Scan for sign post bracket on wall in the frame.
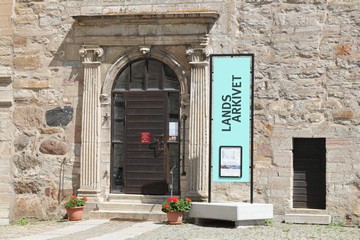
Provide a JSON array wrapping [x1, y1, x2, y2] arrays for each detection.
[[208, 54, 254, 204]]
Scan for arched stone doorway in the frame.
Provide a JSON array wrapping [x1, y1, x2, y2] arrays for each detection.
[[75, 12, 219, 202], [111, 58, 181, 195]]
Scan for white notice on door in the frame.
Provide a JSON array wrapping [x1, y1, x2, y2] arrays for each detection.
[[169, 122, 178, 136]]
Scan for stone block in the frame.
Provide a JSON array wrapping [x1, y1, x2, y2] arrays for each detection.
[[284, 214, 331, 225], [13, 153, 42, 176], [81, 6, 103, 14], [268, 176, 291, 190], [0, 16, 10, 28], [40, 127, 63, 134], [39, 89, 63, 105], [13, 36, 27, 45], [0, 99, 12, 107], [39, 15, 61, 27], [272, 150, 292, 167], [190, 202, 273, 227], [0, 183, 10, 192], [13, 105, 45, 128], [39, 138, 69, 155], [65, 44, 81, 61], [0, 56, 11, 66], [0, 28, 12, 36], [13, 55, 42, 69], [0, 193, 10, 203], [0, 120, 13, 140], [45, 106, 73, 127], [0, 37, 12, 46], [0, 218, 10, 225]]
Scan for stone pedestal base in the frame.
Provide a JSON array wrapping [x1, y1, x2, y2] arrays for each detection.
[[189, 202, 273, 228], [77, 189, 102, 201]]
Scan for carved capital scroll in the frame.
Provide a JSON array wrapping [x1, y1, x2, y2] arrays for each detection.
[[186, 34, 212, 64], [79, 45, 104, 63]]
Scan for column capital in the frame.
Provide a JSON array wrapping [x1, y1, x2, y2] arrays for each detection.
[[186, 34, 212, 64], [79, 45, 104, 63]]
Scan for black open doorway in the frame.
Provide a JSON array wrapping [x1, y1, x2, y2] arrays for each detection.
[[293, 138, 326, 209]]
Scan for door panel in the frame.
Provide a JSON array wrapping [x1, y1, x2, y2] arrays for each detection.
[[124, 92, 167, 194]]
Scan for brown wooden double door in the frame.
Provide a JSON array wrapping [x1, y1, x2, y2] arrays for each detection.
[[123, 92, 168, 194]]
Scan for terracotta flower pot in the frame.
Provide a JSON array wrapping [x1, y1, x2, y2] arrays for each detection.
[[166, 211, 184, 225], [66, 206, 84, 221]]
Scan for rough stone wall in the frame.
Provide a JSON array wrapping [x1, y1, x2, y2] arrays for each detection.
[[4, 0, 360, 225], [0, 0, 15, 225], [10, 0, 82, 221], [211, 0, 360, 225]]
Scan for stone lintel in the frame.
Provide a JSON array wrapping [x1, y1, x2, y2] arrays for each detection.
[[76, 35, 207, 47]]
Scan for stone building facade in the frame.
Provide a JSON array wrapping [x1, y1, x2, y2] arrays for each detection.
[[0, 0, 359, 225]]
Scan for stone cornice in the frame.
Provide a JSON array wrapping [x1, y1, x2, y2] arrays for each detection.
[[73, 12, 219, 25]]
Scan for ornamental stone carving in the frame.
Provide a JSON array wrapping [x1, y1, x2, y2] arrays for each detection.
[[79, 46, 104, 63], [78, 45, 104, 200], [186, 34, 211, 201], [186, 34, 212, 64]]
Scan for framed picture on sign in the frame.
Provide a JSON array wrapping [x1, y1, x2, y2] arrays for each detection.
[[219, 146, 242, 178]]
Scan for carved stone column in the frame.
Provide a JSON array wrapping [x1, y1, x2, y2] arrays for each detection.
[[186, 36, 211, 201], [78, 45, 104, 200]]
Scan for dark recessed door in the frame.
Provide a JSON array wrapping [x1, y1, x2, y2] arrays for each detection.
[[293, 138, 326, 209], [123, 92, 167, 194]]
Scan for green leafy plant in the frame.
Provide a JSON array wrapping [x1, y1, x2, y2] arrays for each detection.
[[64, 195, 88, 208], [161, 196, 192, 213], [265, 219, 273, 226], [328, 220, 344, 228], [16, 217, 29, 226]]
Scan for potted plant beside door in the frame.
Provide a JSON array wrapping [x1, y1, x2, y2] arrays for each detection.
[[64, 195, 88, 221], [161, 196, 192, 224]]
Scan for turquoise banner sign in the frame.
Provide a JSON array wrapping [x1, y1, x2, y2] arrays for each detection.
[[210, 55, 253, 182]]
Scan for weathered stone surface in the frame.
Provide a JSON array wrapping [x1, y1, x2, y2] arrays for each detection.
[[13, 55, 41, 69], [39, 138, 68, 155], [45, 106, 73, 127], [13, 196, 47, 220], [13, 79, 49, 89], [2, 0, 360, 226], [14, 180, 41, 194], [40, 127, 62, 134], [13, 105, 45, 128], [14, 134, 30, 151], [14, 89, 38, 103], [13, 153, 42, 176]]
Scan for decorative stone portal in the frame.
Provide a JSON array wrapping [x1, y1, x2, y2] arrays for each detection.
[[73, 12, 219, 203]]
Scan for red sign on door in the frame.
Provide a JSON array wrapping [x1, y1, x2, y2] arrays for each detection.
[[141, 132, 150, 144]]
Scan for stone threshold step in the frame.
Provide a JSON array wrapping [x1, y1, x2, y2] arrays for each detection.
[[97, 202, 162, 212], [284, 214, 331, 225], [89, 210, 166, 221]]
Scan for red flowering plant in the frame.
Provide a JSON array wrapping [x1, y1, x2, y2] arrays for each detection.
[[161, 196, 192, 213], [64, 195, 88, 208]]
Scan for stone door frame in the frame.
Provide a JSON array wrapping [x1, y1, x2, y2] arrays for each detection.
[[73, 12, 219, 202]]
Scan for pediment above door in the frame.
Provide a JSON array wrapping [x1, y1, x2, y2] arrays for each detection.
[[72, 12, 219, 46]]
